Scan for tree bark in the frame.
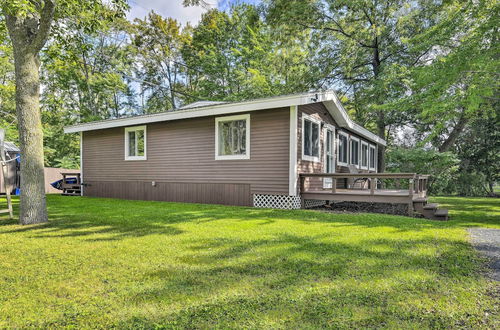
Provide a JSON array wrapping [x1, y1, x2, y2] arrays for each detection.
[[5, 1, 55, 224], [11, 49, 48, 224], [438, 111, 468, 152], [372, 37, 386, 172], [376, 113, 386, 172]]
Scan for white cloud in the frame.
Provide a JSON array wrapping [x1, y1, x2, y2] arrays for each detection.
[[127, 0, 213, 26]]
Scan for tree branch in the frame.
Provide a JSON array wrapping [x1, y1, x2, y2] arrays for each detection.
[[32, 0, 55, 52], [438, 108, 469, 152]]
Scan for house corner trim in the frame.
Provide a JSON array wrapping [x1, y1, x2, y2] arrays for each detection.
[[289, 105, 298, 196], [80, 132, 83, 196]]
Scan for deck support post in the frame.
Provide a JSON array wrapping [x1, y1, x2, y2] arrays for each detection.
[[300, 176, 305, 194], [415, 175, 420, 196], [408, 178, 415, 217]]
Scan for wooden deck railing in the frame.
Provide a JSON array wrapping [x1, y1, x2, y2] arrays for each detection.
[[299, 173, 430, 216]]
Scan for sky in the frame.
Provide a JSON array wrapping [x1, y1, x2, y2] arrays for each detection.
[[127, 0, 261, 26]]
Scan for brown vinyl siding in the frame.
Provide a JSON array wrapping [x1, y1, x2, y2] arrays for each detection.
[[297, 103, 377, 191], [85, 181, 252, 206], [82, 107, 290, 205]]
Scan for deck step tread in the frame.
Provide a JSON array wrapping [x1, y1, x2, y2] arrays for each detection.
[[423, 203, 438, 210], [434, 209, 449, 216], [413, 197, 427, 203]]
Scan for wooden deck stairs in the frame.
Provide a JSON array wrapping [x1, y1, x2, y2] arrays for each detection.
[[413, 198, 449, 221]]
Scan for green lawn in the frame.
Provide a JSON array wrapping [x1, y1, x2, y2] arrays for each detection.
[[0, 195, 499, 328]]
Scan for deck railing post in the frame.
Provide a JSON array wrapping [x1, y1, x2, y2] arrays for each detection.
[[300, 175, 305, 194], [370, 178, 375, 195], [332, 177, 337, 194], [408, 177, 415, 217]]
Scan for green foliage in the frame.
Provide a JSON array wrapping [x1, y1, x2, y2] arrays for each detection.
[[131, 12, 188, 111], [454, 115, 500, 196], [0, 195, 498, 327], [392, 0, 499, 147], [386, 147, 459, 195], [266, 0, 444, 132], [0, 18, 16, 142], [182, 5, 314, 102], [1, 0, 497, 191]]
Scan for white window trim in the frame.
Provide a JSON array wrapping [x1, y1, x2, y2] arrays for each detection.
[[301, 114, 322, 163], [323, 124, 336, 188], [369, 144, 376, 171], [215, 114, 250, 160], [361, 141, 369, 170], [125, 125, 147, 161], [337, 131, 349, 167], [349, 136, 360, 168]]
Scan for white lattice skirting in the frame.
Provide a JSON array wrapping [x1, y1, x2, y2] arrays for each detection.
[[253, 194, 302, 210], [303, 199, 327, 209]]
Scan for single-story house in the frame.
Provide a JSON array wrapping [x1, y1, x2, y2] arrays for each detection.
[[64, 90, 391, 209]]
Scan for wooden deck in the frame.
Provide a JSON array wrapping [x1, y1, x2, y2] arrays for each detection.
[[302, 188, 423, 203], [299, 173, 431, 217]]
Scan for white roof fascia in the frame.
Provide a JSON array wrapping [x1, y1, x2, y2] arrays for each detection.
[[322, 92, 386, 146], [64, 90, 386, 146], [64, 91, 323, 134]]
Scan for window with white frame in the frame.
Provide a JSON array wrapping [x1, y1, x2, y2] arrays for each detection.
[[324, 125, 335, 188], [302, 115, 321, 162], [361, 141, 369, 169], [369, 144, 376, 171], [125, 126, 146, 160], [338, 131, 349, 166], [215, 114, 250, 160], [350, 137, 360, 166]]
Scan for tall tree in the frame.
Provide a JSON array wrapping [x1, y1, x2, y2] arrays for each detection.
[[266, 0, 444, 171], [394, 0, 499, 153], [182, 5, 314, 102], [0, 0, 127, 224], [131, 12, 188, 111]]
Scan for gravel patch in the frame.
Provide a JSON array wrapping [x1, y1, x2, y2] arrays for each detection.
[[468, 228, 500, 281]]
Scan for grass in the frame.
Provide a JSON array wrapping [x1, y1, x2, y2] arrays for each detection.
[[0, 195, 499, 328]]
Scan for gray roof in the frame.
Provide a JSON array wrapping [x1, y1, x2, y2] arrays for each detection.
[[3, 141, 20, 152], [178, 101, 228, 110]]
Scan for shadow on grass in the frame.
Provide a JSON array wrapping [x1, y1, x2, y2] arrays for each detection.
[[0, 195, 496, 327], [1, 195, 497, 242], [0, 195, 456, 241], [124, 233, 483, 328], [431, 196, 500, 227]]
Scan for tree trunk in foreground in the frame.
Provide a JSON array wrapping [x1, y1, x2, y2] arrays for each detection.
[[5, 2, 55, 224], [12, 51, 48, 224]]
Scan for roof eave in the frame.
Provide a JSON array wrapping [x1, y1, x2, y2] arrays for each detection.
[[64, 90, 387, 146], [64, 91, 324, 134]]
